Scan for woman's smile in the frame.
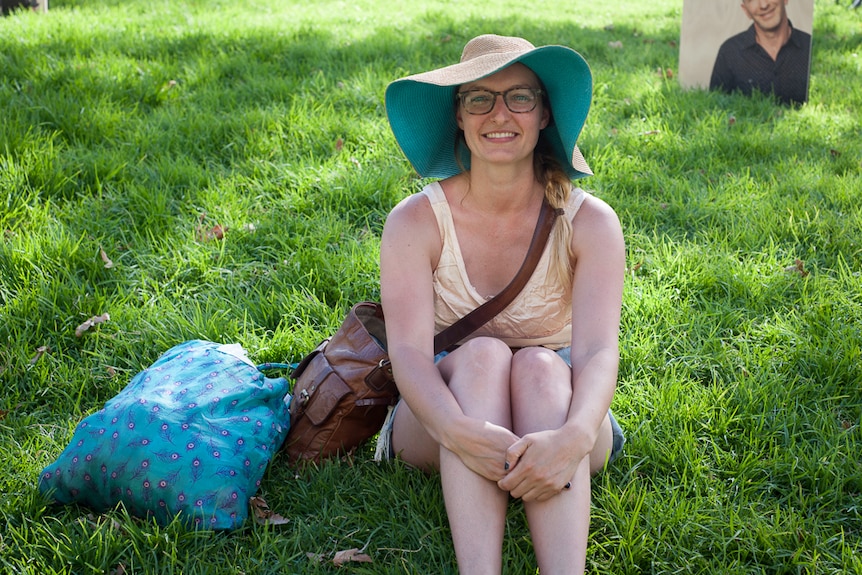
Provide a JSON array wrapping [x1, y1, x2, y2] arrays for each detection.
[[484, 131, 517, 140]]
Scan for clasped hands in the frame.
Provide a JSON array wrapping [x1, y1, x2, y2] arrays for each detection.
[[455, 421, 583, 502]]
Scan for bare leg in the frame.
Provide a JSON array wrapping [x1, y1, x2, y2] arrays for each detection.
[[509, 348, 609, 575], [392, 338, 514, 575]]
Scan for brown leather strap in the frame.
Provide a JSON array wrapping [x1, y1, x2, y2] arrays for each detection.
[[432, 197, 561, 354]]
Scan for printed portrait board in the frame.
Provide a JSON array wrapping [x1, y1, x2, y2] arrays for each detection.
[[679, 0, 814, 104]]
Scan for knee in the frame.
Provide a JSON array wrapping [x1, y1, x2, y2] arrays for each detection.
[[443, 337, 513, 396], [510, 347, 571, 399], [455, 337, 513, 365], [443, 338, 513, 420]]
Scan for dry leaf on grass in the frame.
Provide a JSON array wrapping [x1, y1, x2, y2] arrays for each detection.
[[75, 313, 110, 337], [306, 547, 374, 566], [332, 548, 373, 566], [195, 212, 227, 242], [249, 496, 290, 525], [30, 345, 50, 365], [652, 67, 674, 79], [196, 224, 227, 242], [100, 246, 114, 269], [784, 259, 809, 277]]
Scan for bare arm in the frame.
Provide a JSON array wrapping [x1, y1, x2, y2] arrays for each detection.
[[564, 195, 624, 447], [380, 193, 448, 442], [380, 194, 475, 449]]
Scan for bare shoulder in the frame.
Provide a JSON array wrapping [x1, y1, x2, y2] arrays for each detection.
[[572, 192, 623, 249], [381, 185, 442, 263], [385, 175, 463, 228], [575, 191, 620, 225], [386, 188, 434, 228], [574, 193, 622, 234]]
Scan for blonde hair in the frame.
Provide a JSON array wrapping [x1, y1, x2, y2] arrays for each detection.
[[534, 147, 574, 292]]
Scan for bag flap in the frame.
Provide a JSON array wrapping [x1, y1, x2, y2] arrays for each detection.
[[291, 355, 353, 426], [303, 374, 352, 426]]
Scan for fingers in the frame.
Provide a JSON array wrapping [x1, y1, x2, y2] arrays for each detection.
[[503, 437, 528, 472], [498, 438, 575, 500], [457, 449, 509, 483], [450, 420, 521, 482], [516, 478, 573, 501], [503, 477, 568, 502]]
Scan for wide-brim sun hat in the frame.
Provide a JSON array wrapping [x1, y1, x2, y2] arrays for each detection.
[[385, 34, 593, 180]]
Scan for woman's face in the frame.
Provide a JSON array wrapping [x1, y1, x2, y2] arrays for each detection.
[[456, 63, 550, 171]]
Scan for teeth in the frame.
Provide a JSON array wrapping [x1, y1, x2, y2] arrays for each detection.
[[486, 132, 516, 139]]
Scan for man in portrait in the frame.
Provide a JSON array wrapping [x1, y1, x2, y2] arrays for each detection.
[[710, 0, 812, 105]]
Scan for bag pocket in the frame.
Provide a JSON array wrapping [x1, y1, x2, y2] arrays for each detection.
[[290, 353, 351, 426]]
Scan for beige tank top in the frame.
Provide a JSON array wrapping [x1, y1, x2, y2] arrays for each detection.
[[422, 181, 587, 350]]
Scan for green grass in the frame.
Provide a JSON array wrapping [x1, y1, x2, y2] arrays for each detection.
[[1, 0, 860, 572]]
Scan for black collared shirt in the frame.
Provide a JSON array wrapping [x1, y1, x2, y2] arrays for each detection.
[[710, 22, 812, 105]]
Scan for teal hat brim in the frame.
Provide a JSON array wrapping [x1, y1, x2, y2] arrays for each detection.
[[385, 44, 593, 180]]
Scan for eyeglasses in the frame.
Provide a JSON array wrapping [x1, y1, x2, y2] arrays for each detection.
[[456, 87, 544, 115]]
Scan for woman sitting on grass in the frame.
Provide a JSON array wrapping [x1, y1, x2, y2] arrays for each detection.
[[378, 34, 626, 575]]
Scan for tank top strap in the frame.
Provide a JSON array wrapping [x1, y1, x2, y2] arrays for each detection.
[[419, 181, 450, 238]]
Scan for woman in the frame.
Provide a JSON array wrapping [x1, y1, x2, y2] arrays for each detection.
[[378, 34, 625, 575]]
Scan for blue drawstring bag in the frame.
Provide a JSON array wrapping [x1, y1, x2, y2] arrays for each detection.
[[38, 340, 291, 530]]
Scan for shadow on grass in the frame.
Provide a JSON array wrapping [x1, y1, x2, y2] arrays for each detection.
[[1, 6, 858, 375]]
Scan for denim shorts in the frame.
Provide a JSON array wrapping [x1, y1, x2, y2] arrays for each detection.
[[375, 346, 625, 464]]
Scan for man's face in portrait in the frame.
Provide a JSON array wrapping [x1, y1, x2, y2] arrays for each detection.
[[740, 0, 790, 33]]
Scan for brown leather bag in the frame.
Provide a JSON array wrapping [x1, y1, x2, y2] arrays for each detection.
[[285, 302, 396, 465], [284, 199, 560, 465]]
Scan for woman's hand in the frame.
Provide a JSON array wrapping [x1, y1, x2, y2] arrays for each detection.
[[447, 417, 521, 482], [496, 428, 588, 501]]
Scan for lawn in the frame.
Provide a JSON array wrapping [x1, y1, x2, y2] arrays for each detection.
[[1, 0, 860, 573]]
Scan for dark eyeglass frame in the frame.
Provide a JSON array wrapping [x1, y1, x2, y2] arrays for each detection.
[[456, 87, 545, 115]]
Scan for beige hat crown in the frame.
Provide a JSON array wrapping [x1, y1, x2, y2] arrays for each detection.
[[460, 34, 536, 62]]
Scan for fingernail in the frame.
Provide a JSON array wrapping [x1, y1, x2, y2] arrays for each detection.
[[504, 462, 510, 471]]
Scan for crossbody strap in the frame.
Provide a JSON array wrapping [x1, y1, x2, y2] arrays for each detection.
[[432, 197, 562, 354]]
